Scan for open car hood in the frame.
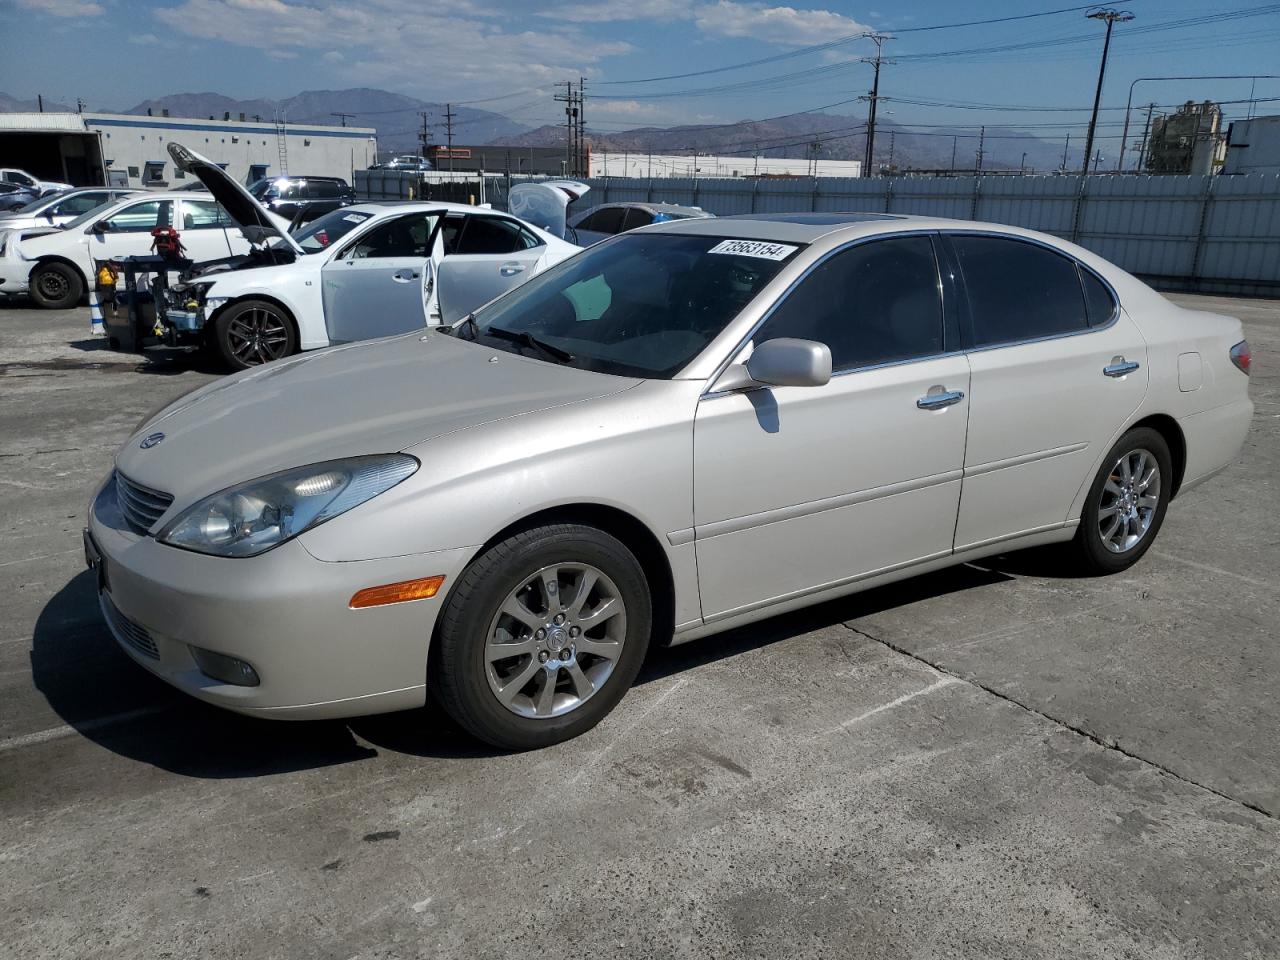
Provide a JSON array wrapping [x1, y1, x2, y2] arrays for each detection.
[[508, 180, 589, 241], [166, 142, 304, 255]]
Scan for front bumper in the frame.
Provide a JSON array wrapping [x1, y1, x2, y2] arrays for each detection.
[[87, 480, 476, 720]]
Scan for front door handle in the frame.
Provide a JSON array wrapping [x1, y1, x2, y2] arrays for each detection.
[[916, 388, 965, 410], [1103, 358, 1140, 378], [392, 269, 420, 283], [500, 261, 527, 277]]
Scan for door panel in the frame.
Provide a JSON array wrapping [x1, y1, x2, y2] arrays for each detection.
[[177, 198, 236, 261], [693, 356, 971, 619], [436, 248, 544, 325], [88, 199, 170, 263], [955, 316, 1147, 548]]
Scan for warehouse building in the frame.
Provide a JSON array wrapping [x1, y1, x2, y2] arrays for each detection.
[[1224, 115, 1280, 175], [0, 111, 377, 188]]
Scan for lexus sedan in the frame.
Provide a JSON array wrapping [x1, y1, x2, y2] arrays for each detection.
[[86, 212, 1253, 749]]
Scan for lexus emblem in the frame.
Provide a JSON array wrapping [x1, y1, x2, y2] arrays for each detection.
[[140, 432, 165, 449]]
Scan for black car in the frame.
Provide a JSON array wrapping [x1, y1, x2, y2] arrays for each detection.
[[246, 176, 357, 225]]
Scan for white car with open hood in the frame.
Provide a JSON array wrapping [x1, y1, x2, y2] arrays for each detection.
[[168, 144, 586, 369]]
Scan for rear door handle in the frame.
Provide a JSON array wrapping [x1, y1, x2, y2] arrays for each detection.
[[500, 261, 527, 277], [392, 269, 420, 283], [1103, 359, 1140, 378], [917, 388, 965, 410]]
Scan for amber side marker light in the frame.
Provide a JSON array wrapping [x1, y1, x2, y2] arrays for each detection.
[[350, 575, 446, 609]]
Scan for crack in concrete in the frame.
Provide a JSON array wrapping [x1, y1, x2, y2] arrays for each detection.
[[843, 623, 1277, 823]]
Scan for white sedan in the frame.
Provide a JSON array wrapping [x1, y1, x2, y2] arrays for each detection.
[[168, 144, 585, 369]]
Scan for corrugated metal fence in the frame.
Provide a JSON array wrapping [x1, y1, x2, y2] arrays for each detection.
[[570, 174, 1280, 295]]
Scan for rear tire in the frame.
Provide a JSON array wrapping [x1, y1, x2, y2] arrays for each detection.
[[29, 262, 83, 309], [1071, 426, 1172, 575], [431, 524, 652, 750], [212, 299, 297, 370]]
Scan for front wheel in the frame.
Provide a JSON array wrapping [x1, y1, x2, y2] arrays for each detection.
[[212, 299, 297, 370], [29, 262, 83, 309], [431, 524, 652, 750], [1071, 426, 1173, 575]]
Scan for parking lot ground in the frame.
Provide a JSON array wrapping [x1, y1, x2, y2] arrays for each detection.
[[2, 294, 1278, 959]]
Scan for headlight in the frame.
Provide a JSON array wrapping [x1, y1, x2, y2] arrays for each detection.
[[158, 455, 418, 557]]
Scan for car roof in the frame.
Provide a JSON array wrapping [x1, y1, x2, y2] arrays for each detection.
[[344, 201, 509, 216], [647, 211, 981, 243], [597, 201, 710, 216]]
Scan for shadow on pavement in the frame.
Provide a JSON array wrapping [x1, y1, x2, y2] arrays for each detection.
[[32, 562, 1019, 775]]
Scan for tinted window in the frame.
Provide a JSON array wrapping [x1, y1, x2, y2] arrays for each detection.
[[622, 208, 654, 230], [753, 235, 943, 372], [583, 207, 625, 234], [343, 212, 437, 259], [102, 200, 168, 232], [467, 233, 798, 378], [53, 193, 109, 216], [952, 235, 1087, 346], [1081, 268, 1117, 326], [457, 216, 530, 255], [311, 180, 342, 199]]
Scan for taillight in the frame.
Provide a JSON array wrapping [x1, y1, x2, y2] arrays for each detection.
[[1230, 340, 1251, 376]]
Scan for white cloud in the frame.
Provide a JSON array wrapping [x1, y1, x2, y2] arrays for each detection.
[[153, 0, 631, 94], [694, 1, 871, 46], [538, 0, 688, 22], [13, 0, 103, 16]]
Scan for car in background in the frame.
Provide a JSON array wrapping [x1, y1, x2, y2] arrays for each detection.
[[0, 187, 137, 230], [1, 167, 73, 196], [85, 212, 1253, 749], [568, 202, 712, 246], [247, 176, 357, 225], [372, 155, 433, 172], [0, 190, 288, 308], [0, 181, 40, 211], [168, 143, 585, 369]]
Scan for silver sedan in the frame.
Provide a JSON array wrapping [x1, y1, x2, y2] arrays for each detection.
[[86, 212, 1253, 749]]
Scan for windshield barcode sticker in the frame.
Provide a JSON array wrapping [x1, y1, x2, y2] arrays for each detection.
[[707, 239, 798, 260], [343, 213, 369, 223]]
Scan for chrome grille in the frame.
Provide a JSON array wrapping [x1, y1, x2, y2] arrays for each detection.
[[114, 471, 174, 535], [101, 594, 159, 660]]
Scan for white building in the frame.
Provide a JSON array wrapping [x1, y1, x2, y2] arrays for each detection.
[[589, 151, 862, 179], [0, 111, 377, 188], [1223, 115, 1280, 175]]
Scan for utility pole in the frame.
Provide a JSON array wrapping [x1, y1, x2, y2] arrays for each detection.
[[861, 33, 890, 176], [950, 136, 958, 172], [1061, 133, 1071, 172], [554, 81, 579, 177], [443, 103, 456, 172], [578, 76, 587, 178], [887, 130, 895, 172], [417, 111, 431, 160], [975, 125, 985, 173], [1082, 8, 1134, 175], [1020, 151, 1027, 173], [37, 94, 43, 113], [330, 112, 355, 127], [1136, 102, 1157, 172]]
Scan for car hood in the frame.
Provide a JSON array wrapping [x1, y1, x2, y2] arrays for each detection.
[[166, 142, 303, 255], [0, 215, 44, 231], [114, 331, 637, 509]]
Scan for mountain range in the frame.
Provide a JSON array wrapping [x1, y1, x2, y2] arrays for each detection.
[[2, 87, 1084, 173]]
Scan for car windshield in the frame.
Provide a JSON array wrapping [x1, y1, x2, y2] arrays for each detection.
[[465, 233, 802, 378], [288, 208, 373, 253]]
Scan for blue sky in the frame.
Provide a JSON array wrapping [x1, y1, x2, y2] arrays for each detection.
[[3, 0, 1280, 153]]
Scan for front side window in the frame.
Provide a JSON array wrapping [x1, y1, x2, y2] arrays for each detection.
[[951, 235, 1088, 347], [4, 171, 36, 187], [456, 216, 538, 255], [341, 212, 438, 259], [101, 199, 169, 233], [581, 207, 625, 234], [752, 235, 944, 373], [466, 233, 800, 378]]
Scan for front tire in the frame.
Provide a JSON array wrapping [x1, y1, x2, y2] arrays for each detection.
[[212, 299, 297, 370], [29, 262, 83, 309], [1071, 426, 1172, 575], [432, 524, 652, 750]]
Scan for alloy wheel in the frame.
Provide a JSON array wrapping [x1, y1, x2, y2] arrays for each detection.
[[484, 562, 627, 719], [1098, 447, 1161, 554]]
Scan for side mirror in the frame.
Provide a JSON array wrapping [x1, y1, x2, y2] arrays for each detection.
[[714, 338, 832, 392], [91, 220, 110, 233]]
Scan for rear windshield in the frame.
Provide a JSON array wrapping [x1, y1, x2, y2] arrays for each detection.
[[290, 208, 373, 253], [465, 233, 802, 378]]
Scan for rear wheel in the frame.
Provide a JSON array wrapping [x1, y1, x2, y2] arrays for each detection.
[[29, 262, 83, 309], [1071, 426, 1172, 574], [432, 524, 652, 750], [212, 299, 297, 370]]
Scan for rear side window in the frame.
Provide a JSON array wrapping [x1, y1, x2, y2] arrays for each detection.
[[310, 180, 342, 199], [952, 235, 1088, 347], [1080, 268, 1117, 326], [754, 235, 944, 373], [582, 207, 625, 234]]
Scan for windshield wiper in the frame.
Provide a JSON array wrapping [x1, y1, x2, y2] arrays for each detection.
[[486, 325, 574, 363]]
